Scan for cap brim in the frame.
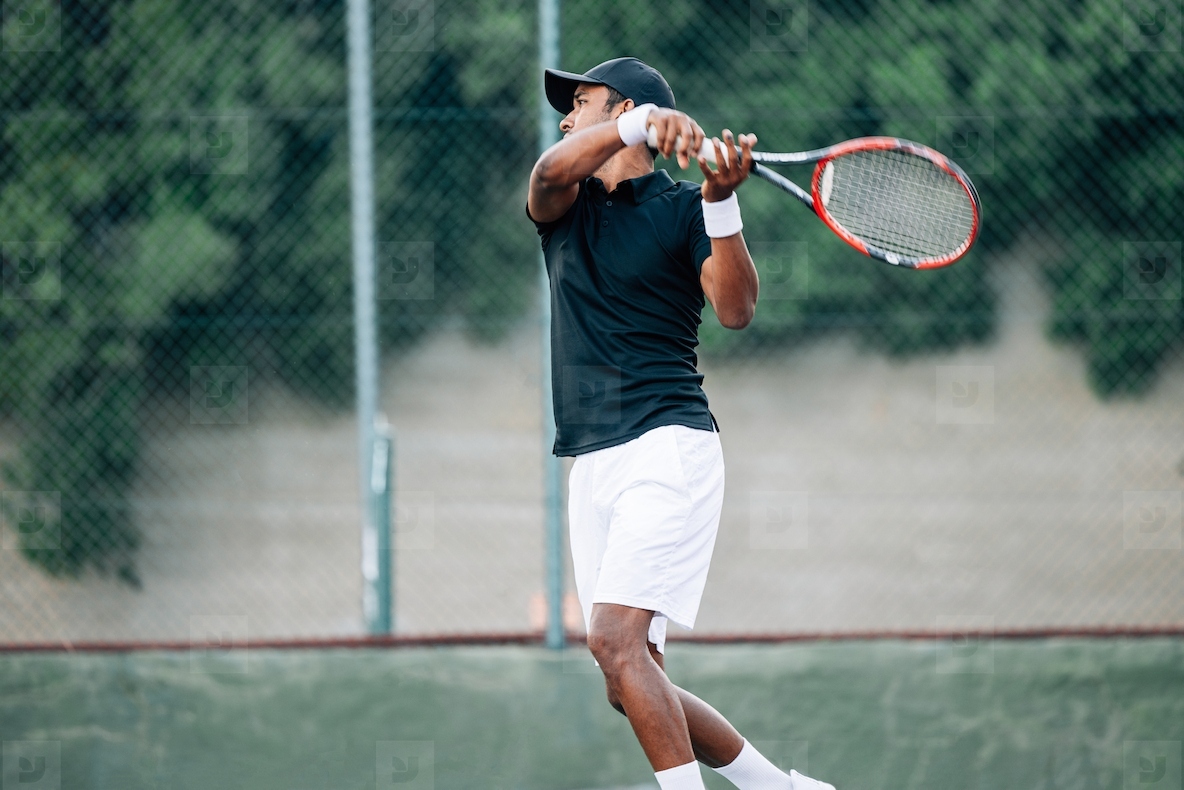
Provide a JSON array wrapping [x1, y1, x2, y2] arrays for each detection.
[[544, 68, 604, 115]]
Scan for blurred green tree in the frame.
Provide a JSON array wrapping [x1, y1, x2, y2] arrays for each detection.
[[1, 0, 1179, 584]]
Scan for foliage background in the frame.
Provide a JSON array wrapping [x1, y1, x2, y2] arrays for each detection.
[[0, 0, 1180, 578]]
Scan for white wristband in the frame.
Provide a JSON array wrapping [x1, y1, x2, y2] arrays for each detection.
[[701, 192, 743, 238], [617, 103, 657, 146]]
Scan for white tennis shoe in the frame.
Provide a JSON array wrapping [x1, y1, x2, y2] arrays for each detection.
[[788, 768, 836, 790]]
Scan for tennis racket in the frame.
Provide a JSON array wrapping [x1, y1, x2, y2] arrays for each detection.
[[648, 127, 981, 270]]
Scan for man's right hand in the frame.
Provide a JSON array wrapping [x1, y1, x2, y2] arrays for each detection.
[[645, 108, 705, 170]]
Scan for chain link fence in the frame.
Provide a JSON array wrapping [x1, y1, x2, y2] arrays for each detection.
[[1, 0, 1181, 646]]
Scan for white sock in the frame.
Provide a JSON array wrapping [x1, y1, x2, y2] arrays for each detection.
[[655, 760, 707, 790], [712, 739, 792, 789]]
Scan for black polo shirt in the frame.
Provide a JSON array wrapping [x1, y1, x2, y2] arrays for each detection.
[[528, 168, 717, 456]]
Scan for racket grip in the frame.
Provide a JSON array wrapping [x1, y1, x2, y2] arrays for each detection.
[[646, 124, 717, 163]]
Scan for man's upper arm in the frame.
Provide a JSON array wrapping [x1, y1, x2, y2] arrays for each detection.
[[526, 178, 581, 251], [528, 168, 580, 225], [699, 255, 717, 309]]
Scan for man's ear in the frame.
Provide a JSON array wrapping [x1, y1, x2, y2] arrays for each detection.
[[614, 97, 636, 118]]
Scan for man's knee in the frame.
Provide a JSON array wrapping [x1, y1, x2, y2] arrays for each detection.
[[599, 639, 664, 716], [586, 627, 628, 674], [587, 604, 664, 693], [585, 624, 609, 662], [588, 609, 640, 669]]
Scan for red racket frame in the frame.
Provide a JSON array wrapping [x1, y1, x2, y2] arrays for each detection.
[[808, 137, 981, 270]]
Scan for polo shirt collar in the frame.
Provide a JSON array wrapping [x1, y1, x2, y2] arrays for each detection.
[[588, 169, 677, 204], [626, 169, 677, 203]]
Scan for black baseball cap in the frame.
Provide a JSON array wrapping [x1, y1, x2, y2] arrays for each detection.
[[544, 57, 676, 115]]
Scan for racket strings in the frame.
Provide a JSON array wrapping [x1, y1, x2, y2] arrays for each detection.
[[821, 150, 975, 260]]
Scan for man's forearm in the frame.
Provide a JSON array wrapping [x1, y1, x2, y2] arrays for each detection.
[[531, 121, 626, 191], [707, 234, 759, 329]]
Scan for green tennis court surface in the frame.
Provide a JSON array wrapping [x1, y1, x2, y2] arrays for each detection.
[[2, 639, 1181, 789]]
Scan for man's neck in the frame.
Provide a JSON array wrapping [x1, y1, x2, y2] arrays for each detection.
[[593, 147, 655, 195]]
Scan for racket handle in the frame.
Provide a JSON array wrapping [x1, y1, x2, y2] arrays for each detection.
[[646, 124, 718, 163]]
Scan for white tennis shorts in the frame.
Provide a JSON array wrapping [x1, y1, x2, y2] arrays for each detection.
[[568, 423, 725, 655]]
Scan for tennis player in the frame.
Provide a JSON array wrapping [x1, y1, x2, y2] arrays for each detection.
[[527, 57, 836, 790]]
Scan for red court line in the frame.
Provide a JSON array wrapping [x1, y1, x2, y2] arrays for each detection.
[[0, 631, 543, 654], [666, 625, 1184, 643], [2, 625, 1182, 654]]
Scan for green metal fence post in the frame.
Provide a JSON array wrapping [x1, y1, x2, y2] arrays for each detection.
[[346, 0, 382, 635], [370, 415, 394, 634], [538, 0, 565, 650]]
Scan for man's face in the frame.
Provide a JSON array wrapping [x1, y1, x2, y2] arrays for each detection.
[[559, 83, 626, 137]]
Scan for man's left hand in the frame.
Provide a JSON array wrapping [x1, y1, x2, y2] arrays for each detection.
[[699, 130, 757, 203]]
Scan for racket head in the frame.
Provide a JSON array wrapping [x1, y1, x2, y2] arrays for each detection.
[[809, 137, 981, 269]]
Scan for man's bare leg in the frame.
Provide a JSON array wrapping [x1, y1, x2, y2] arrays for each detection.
[[599, 628, 744, 768], [654, 643, 745, 768], [587, 603, 696, 771], [587, 606, 743, 772]]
